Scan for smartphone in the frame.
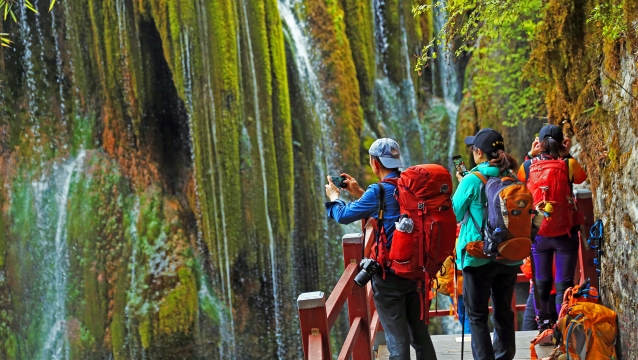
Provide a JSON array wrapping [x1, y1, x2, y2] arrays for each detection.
[[452, 155, 469, 177], [330, 176, 347, 189]]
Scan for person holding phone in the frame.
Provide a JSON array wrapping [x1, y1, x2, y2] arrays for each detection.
[[517, 125, 587, 331], [324, 138, 438, 360], [453, 128, 521, 360]]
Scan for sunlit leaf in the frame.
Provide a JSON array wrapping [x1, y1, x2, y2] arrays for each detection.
[[25, 0, 38, 13], [49, 0, 56, 12]]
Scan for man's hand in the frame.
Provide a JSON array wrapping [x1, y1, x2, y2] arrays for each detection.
[[455, 171, 464, 183], [530, 137, 541, 157], [325, 176, 340, 201], [341, 173, 365, 199]]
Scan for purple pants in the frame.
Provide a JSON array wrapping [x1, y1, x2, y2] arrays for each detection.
[[531, 232, 579, 322]]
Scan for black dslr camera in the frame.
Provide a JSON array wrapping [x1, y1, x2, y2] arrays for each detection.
[[354, 258, 381, 287]]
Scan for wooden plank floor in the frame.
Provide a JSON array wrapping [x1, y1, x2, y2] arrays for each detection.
[[377, 331, 555, 359]]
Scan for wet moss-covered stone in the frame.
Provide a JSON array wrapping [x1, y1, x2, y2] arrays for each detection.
[[525, 1, 638, 354], [158, 267, 197, 335], [340, 0, 378, 134], [305, 0, 363, 172]]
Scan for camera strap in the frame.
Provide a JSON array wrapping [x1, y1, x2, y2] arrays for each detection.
[[376, 182, 387, 278]]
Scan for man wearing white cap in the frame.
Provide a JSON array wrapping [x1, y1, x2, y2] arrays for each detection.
[[325, 138, 438, 360]]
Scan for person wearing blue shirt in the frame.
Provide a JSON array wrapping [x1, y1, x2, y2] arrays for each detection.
[[325, 138, 438, 360]]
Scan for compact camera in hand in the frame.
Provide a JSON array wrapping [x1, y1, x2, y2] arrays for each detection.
[[354, 258, 381, 287]]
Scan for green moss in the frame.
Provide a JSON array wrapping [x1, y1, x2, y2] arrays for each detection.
[[0, 182, 5, 269], [158, 267, 198, 335], [305, 0, 363, 172], [264, 0, 294, 236], [71, 114, 96, 154], [138, 315, 152, 349], [4, 333, 17, 360], [381, 0, 403, 84], [341, 0, 378, 134]]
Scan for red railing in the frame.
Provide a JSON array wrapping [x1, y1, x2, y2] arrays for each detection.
[[296, 221, 529, 360]]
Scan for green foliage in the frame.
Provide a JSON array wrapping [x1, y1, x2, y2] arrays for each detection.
[[413, 0, 546, 126], [587, 2, 626, 41], [0, 0, 58, 46]]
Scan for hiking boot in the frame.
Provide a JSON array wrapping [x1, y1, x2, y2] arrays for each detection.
[[537, 319, 553, 334]]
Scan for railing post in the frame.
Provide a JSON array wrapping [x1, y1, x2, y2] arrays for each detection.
[[298, 292, 331, 359], [342, 233, 373, 360], [574, 189, 597, 288]]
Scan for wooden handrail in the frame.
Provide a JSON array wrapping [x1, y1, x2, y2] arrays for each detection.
[[337, 317, 362, 360], [326, 262, 358, 328]]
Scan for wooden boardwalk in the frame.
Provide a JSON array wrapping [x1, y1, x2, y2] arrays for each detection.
[[377, 331, 554, 359]]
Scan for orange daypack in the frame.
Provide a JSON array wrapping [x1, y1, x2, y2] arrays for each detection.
[[553, 302, 618, 360], [530, 282, 612, 360]]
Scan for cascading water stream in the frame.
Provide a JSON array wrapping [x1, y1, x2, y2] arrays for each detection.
[[372, 0, 428, 166], [38, 150, 86, 360], [125, 197, 141, 358], [278, 0, 335, 264], [18, 4, 41, 157], [194, 0, 236, 355], [432, 1, 460, 170], [239, 3, 284, 357], [278, 0, 333, 176]]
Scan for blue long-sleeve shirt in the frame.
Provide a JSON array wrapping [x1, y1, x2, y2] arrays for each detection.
[[325, 172, 401, 246]]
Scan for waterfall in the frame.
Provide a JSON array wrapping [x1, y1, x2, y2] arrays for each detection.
[[278, 0, 333, 176], [125, 197, 141, 358], [278, 0, 333, 250], [37, 150, 86, 360], [51, 7, 67, 127], [372, 0, 427, 166], [432, 1, 460, 169], [18, 4, 41, 154], [239, 2, 284, 358], [194, 0, 237, 355]]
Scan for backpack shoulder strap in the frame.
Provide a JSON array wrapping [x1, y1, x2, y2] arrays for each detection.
[[523, 160, 532, 182], [376, 182, 386, 223], [471, 171, 488, 184], [463, 172, 487, 235], [564, 157, 573, 184]]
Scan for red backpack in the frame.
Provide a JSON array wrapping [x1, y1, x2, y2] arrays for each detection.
[[525, 158, 575, 237], [370, 164, 457, 284]]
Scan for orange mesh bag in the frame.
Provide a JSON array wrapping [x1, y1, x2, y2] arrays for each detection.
[[554, 302, 617, 360], [558, 284, 599, 319]]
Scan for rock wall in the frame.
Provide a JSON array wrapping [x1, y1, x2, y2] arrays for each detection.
[[0, 0, 441, 358], [455, 1, 638, 356]]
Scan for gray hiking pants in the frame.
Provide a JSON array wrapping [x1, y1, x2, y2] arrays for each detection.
[[372, 272, 437, 360]]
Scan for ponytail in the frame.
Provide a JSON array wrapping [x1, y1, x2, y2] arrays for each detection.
[[540, 138, 561, 159], [488, 149, 518, 173]]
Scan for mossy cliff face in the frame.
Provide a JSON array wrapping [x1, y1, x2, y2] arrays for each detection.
[[521, 1, 638, 355], [0, 0, 436, 358]]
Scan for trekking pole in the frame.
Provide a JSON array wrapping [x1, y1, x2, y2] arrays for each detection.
[[589, 219, 604, 302], [461, 303, 465, 360], [454, 262, 465, 360]]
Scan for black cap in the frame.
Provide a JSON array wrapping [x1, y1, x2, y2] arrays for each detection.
[[464, 128, 505, 157], [539, 124, 564, 142]]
